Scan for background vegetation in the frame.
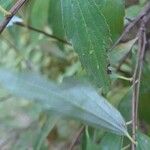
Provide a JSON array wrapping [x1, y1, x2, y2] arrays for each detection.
[[0, 0, 150, 149]]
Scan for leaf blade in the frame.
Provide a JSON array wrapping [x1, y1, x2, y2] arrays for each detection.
[[0, 69, 127, 135], [60, 0, 111, 91]]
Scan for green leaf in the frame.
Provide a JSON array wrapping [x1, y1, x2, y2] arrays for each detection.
[[48, 0, 125, 91], [136, 131, 150, 150], [99, 133, 123, 150], [0, 69, 128, 135], [109, 38, 137, 66], [83, 131, 123, 150], [58, 0, 111, 91]]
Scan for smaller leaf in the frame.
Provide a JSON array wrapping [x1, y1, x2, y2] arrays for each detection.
[[109, 38, 137, 66], [136, 131, 150, 150], [99, 133, 123, 150], [85, 128, 99, 150]]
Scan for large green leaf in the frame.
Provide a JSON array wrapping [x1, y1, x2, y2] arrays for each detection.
[[48, 0, 125, 91], [48, 0, 125, 42], [0, 69, 128, 135], [61, 0, 111, 91]]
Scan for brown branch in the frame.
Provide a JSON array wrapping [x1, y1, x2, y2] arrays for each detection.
[[0, 0, 28, 34], [111, 1, 150, 50], [131, 17, 147, 150], [15, 22, 71, 45]]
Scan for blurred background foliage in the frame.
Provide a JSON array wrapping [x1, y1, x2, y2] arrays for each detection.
[[0, 0, 150, 149]]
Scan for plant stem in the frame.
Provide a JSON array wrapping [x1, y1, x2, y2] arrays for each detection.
[[131, 18, 146, 150], [15, 22, 71, 45]]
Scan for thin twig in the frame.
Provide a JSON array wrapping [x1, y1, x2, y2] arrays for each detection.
[[15, 22, 71, 45], [69, 126, 85, 150], [0, 0, 28, 34], [131, 17, 147, 150]]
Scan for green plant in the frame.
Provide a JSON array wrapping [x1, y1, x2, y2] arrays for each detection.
[[0, 0, 150, 149]]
